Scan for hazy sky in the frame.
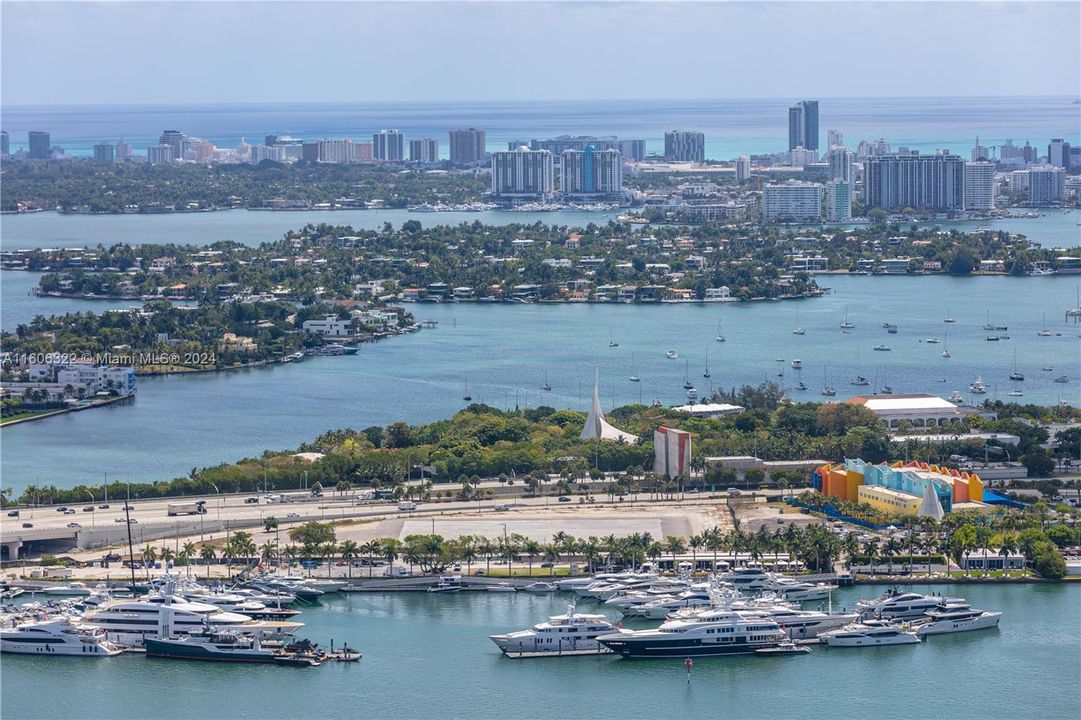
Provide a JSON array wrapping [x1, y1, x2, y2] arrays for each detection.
[[3, 1, 1079, 106]]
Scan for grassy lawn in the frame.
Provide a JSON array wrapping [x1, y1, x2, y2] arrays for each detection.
[[471, 566, 572, 578], [0, 409, 57, 425]]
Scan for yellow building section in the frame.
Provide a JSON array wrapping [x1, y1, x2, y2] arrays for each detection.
[[857, 485, 922, 515], [846, 469, 864, 503]]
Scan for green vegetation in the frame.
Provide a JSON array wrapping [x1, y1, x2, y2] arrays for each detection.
[[1, 160, 488, 213]]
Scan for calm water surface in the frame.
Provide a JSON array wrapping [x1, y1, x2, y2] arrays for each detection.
[[0, 583, 1078, 720], [1, 274, 1079, 492]]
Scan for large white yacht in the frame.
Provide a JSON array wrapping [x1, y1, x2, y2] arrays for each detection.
[[857, 590, 960, 619], [597, 611, 786, 658], [820, 619, 921, 647], [766, 578, 837, 602], [623, 590, 714, 619], [489, 606, 615, 656], [1, 617, 122, 656], [675, 605, 857, 639], [718, 567, 772, 592], [82, 593, 301, 646], [913, 602, 1002, 636]]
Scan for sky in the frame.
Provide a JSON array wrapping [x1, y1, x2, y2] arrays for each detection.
[[2, 1, 1079, 106]]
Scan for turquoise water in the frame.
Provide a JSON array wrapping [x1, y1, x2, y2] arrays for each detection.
[[2, 96, 1079, 160], [1, 583, 1078, 720], [2, 274, 1079, 492]]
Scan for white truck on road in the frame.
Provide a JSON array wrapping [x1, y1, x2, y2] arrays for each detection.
[[167, 501, 206, 516], [397, 501, 417, 511]]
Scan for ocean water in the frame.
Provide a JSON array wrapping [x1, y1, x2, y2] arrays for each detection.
[[1, 584, 1078, 720], [2, 96, 1079, 160], [2, 274, 1079, 492]]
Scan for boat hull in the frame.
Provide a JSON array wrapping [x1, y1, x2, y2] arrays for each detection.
[[916, 613, 1001, 636], [823, 634, 920, 647], [145, 638, 278, 663], [599, 635, 780, 659], [0, 639, 120, 656]]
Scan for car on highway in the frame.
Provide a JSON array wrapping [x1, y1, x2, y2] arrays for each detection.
[[286, 512, 300, 519], [540, 561, 554, 568], [6, 510, 18, 517], [83, 506, 95, 512], [56, 506, 68, 512], [113, 517, 127, 523], [244, 497, 258, 504], [21, 522, 33, 528], [98, 504, 110, 509], [67, 522, 81, 528], [63, 509, 76, 515], [128, 518, 138, 524], [726, 488, 742, 496], [557, 496, 572, 502]]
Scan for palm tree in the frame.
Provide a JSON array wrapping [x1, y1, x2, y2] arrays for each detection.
[[543, 544, 560, 577], [282, 545, 299, 567], [862, 539, 879, 576], [522, 539, 541, 576], [665, 536, 686, 570], [141, 545, 158, 580], [477, 539, 494, 575], [199, 545, 217, 579], [689, 534, 703, 570], [360, 541, 379, 578], [321, 542, 339, 578], [159, 546, 176, 568], [382, 538, 401, 576], [999, 536, 1019, 575], [339, 540, 360, 579], [882, 538, 901, 575], [259, 542, 277, 567]]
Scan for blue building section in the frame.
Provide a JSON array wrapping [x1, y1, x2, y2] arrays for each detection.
[[582, 145, 595, 192], [845, 458, 953, 512], [980, 489, 1026, 510]]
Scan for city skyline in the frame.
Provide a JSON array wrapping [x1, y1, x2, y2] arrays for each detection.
[[2, 2, 1079, 106]]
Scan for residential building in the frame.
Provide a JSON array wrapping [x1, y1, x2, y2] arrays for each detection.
[[664, 131, 705, 162], [249, 144, 286, 164], [734, 155, 751, 182], [971, 137, 990, 161], [560, 147, 622, 194], [147, 144, 176, 164], [762, 181, 823, 221], [863, 152, 965, 211], [490, 147, 555, 199], [317, 139, 353, 163], [449, 128, 486, 164], [827, 129, 843, 148], [1009, 170, 1030, 196], [1048, 138, 1071, 169], [93, 142, 114, 164], [964, 161, 995, 210], [373, 130, 405, 161], [158, 130, 185, 159], [301, 142, 319, 162], [788, 255, 829, 272], [1028, 165, 1066, 204], [0, 130, 9, 157], [789, 146, 818, 166], [114, 138, 132, 160], [528, 136, 646, 162], [409, 138, 439, 163], [28, 130, 51, 159], [826, 181, 852, 222], [788, 100, 819, 151], [827, 147, 853, 182], [352, 142, 374, 162], [302, 315, 352, 337]]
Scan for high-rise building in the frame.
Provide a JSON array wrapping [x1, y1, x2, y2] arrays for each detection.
[[449, 128, 486, 164], [491, 147, 554, 198], [1, 130, 10, 157], [409, 138, 439, 163], [964, 161, 996, 211], [115, 138, 132, 161], [158, 130, 185, 159], [734, 155, 752, 182], [316, 139, 353, 163], [527, 136, 646, 162], [663, 131, 705, 162], [249, 145, 286, 164], [560, 147, 622, 194], [762, 181, 824, 221], [863, 152, 966, 211], [1021, 141, 1038, 164], [147, 145, 176, 164], [828, 147, 854, 183], [28, 131, 51, 159], [93, 142, 114, 164], [826, 181, 852, 222], [788, 100, 819, 151], [827, 129, 844, 148], [373, 130, 404, 161], [352, 142, 374, 163], [1069, 147, 1081, 173], [1027, 165, 1065, 204], [1009, 170, 1030, 197], [971, 137, 990, 162], [1048, 139, 1071, 169], [789, 146, 819, 166], [302, 142, 319, 163]]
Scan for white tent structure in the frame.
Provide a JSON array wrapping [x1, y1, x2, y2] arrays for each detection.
[[580, 371, 638, 443], [916, 480, 946, 521]]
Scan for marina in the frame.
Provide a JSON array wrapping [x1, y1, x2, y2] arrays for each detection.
[[1, 581, 1077, 719]]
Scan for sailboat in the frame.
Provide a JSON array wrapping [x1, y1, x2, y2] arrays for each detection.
[[982, 309, 1006, 332], [703, 348, 711, 378], [944, 307, 955, 323], [1037, 313, 1053, 337], [840, 306, 855, 330], [609, 330, 619, 348], [628, 353, 640, 383], [942, 327, 951, 358], [1009, 351, 1024, 381], [851, 351, 869, 385], [683, 360, 694, 390], [462, 378, 472, 402], [821, 366, 836, 396], [792, 309, 806, 335], [541, 371, 551, 392], [715, 314, 726, 343]]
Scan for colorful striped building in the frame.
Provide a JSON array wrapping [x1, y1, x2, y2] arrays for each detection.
[[813, 458, 986, 516]]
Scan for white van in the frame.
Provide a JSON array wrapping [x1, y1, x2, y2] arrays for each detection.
[[398, 501, 417, 511]]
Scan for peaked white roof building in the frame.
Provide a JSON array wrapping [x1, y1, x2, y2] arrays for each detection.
[[917, 479, 946, 521], [580, 371, 638, 444]]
